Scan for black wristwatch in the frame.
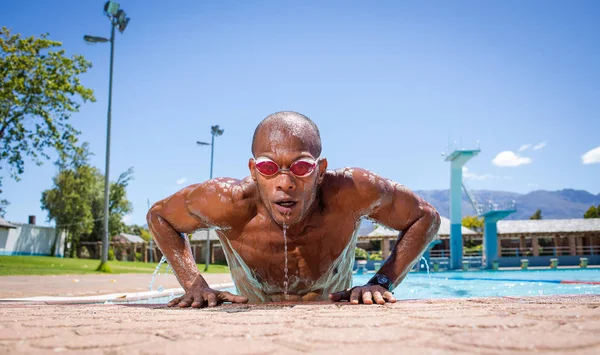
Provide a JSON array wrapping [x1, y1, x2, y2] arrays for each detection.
[[367, 274, 393, 291]]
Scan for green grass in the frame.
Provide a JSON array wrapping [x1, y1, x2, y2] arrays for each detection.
[[0, 256, 230, 276]]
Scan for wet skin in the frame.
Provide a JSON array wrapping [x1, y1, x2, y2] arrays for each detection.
[[147, 128, 441, 307]]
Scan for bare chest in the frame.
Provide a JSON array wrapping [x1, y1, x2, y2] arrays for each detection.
[[225, 214, 360, 280]]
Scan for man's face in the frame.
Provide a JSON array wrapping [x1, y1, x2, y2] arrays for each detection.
[[249, 130, 326, 226]]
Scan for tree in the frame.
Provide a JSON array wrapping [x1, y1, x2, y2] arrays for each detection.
[[462, 215, 484, 233], [584, 205, 599, 219], [0, 199, 8, 218], [462, 215, 484, 248], [41, 144, 99, 257], [41, 143, 134, 258], [530, 209, 542, 220], [1, 27, 95, 206], [87, 168, 134, 244]]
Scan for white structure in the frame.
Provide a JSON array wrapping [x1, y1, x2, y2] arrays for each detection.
[[0, 218, 66, 257]]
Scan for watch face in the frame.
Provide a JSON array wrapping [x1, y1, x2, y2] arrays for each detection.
[[376, 274, 390, 284]]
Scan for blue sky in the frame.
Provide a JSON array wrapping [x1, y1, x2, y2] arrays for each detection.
[[2, 0, 599, 226]]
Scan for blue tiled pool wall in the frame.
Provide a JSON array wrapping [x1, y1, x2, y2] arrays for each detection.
[[354, 255, 600, 271]]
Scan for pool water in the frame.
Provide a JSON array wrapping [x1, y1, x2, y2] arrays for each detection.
[[126, 269, 600, 304], [383, 269, 600, 299]]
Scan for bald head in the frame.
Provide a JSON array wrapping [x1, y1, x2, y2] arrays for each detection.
[[251, 111, 322, 157]]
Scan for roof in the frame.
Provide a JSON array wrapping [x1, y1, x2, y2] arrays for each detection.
[[0, 217, 17, 229], [359, 216, 477, 239], [116, 233, 146, 243], [367, 225, 399, 237], [497, 219, 600, 235], [190, 229, 221, 242], [438, 216, 478, 236]]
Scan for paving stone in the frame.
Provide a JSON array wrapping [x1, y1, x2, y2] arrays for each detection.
[[0, 295, 599, 354]]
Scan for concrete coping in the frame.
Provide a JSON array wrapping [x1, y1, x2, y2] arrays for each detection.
[[0, 283, 235, 303]]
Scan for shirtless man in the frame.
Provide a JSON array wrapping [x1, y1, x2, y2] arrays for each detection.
[[147, 111, 440, 307]]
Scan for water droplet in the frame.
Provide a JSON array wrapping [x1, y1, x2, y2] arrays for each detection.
[[283, 224, 289, 300], [158, 286, 164, 292]]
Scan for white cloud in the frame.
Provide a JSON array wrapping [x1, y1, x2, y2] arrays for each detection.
[[528, 183, 539, 188], [463, 167, 491, 180], [582, 146, 600, 164], [462, 167, 512, 180], [518, 144, 532, 152], [122, 214, 132, 223], [533, 141, 547, 150], [492, 151, 532, 167], [176, 177, 188, 185]]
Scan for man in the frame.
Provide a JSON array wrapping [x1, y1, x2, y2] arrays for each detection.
[[147, 111, 440, 307]]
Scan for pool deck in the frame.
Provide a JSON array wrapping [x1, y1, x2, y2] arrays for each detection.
[[0, 295, 598, 354], [0, 273, 230, 298], [1, 274, 600, 354]]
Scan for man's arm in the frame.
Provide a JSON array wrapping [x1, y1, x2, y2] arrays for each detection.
[[330, 168, 440, 304], [367, 177, 441, 290], [146, 178, 251, 307]]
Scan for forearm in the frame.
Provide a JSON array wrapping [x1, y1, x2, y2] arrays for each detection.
[[377, 209, 440, 289], [147, 212, 207, 291]]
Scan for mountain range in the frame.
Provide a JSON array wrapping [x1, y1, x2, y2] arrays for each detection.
[[413, 189, 600, 220]]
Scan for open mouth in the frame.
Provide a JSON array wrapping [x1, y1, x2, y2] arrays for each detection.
[[274, 200, 298, 214]]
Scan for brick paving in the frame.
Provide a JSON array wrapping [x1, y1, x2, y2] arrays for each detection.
[[0, 295, 599, 354]]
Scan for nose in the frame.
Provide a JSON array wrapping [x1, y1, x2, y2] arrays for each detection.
[[275, 172, 296, 191]]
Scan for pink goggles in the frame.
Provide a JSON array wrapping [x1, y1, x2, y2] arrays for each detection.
[[254, 157, 318, 177]]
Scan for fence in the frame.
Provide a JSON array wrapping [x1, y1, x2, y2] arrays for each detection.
[[500, 246, 600, 257]]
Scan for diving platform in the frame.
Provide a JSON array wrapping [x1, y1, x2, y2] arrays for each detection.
[[444, 148, 480, 270], [479, 201, 517, 268]]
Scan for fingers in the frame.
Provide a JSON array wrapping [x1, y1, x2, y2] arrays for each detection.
[[383, 291, 397, 303], [333, 286, 395, 305], [350, 287, 362, 305], [191, 295, 205, 308], [167, 296, 182, 307], [207, 293, 218, 307], [361, 291, 373, 305], [178, 294, 194, 308], [372, 291, 385, 305], [329, 290, 351, 302], [220, 291, 249, 304]]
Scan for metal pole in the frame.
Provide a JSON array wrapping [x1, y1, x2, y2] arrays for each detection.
[[210, 132, 215, 179], [204, 132, 215, 271], [100, 22, 116, 266]]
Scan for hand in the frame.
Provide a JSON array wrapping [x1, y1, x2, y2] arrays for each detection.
[[329, 285, 396, 305], [167, 279, 248, 308]]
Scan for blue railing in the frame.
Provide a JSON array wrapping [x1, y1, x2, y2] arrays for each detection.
[[477, 200, 517, 215]]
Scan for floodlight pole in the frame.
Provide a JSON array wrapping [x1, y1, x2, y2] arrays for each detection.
[[100, 22, 116, 267], [197, 125, 224, 272]]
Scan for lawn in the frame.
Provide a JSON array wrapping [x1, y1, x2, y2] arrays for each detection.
[[0, 256, 230, 276]]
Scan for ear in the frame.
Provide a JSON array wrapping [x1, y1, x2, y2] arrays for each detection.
[[248, 158, 257, 181], [317, 158, 328, 184]]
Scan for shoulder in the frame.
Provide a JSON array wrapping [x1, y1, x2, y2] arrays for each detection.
[[185, 176, 257, 228], [322, 167, 397, 213]]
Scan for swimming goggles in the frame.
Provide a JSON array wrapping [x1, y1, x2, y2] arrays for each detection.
[[254, 157, 318, 177]]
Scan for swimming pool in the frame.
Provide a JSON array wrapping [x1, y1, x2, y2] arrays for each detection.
[[123, 269, 600, 304], [387, 269, 600, 299]]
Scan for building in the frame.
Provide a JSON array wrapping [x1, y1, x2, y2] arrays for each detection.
[[357, 217, 477, 258], [358, 216, 600, 267], [496, 218, 600, 267], [113, 233, 146, 244], [189, 229, 225, 264], [109, 233, 147, 262], [0, 216, 66, 257]]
